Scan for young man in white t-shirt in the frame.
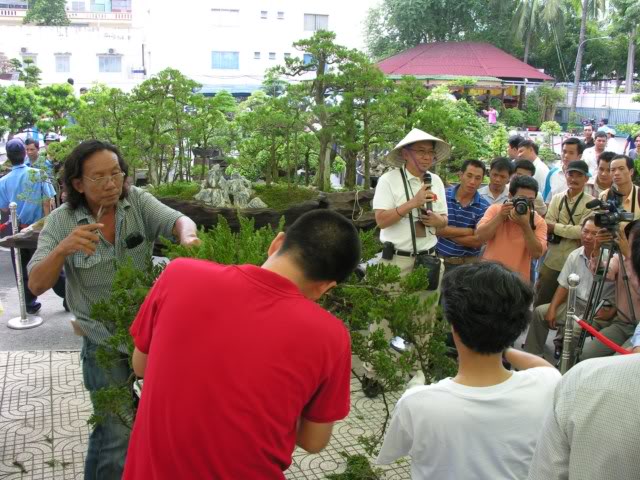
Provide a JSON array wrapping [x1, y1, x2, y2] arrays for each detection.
[[376, 262, 561, 480]]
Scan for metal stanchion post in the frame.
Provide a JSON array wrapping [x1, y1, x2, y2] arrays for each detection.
[[7, 202, 43, 330], [559, 274, 580, 374]]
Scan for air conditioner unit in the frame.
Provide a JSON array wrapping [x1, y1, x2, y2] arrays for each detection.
[[20, 47, 27, 53], [108, 48, 115, 54]]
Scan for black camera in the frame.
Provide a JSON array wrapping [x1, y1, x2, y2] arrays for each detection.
[[511, 196, 531, 215], [586, 192, 634, 230], [547, 233, 562, 244]]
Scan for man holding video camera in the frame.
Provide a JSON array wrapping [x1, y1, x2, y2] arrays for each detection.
[[477, 175, 547, 282], [600, 154, 640, 224]]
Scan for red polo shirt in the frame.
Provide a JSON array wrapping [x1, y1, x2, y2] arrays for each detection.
[[124, 258, 351, 479]]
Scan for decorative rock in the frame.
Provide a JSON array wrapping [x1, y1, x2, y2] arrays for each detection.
[[194, 164, 232, 208], [227, 172, 253, 208], [246, 197, 268, 209]]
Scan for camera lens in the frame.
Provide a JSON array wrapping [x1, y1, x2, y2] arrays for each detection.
[[515, 203, 528, 215]]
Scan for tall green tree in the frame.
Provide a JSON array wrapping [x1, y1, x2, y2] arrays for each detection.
[[36, 83, 79, 134], [0, 85, 45, 134], [511, 0, 566, 63], [131, 68, 199, 185], [10, 58, 41, 88], [24, 0, 69, 26], [610, 0, 640, 93], [336, 52, 402, 188], [275, 30, 352, 191]]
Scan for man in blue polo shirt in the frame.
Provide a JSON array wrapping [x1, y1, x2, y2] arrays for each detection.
[[0, 138, 59, 314], [436, 159, 489, 275]]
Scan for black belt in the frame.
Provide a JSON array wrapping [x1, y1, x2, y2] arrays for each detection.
[[395, 247, 436, 257]]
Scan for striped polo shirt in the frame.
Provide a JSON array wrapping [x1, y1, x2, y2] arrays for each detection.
[[436, 185, 489, 258]]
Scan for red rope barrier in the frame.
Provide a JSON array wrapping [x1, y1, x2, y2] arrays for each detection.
[[576, 319, 632, 355]]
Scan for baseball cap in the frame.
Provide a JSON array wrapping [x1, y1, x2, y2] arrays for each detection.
[[6, 138, 26, 156], [566, 160, 591, 177]]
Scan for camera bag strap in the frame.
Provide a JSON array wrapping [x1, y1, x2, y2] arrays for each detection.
[[400, 167, 419, 256], [562, 192, 584, 226]]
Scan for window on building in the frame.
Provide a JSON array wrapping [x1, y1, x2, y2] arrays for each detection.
[[284, 52, 291, 59], [304, 13, 328, 31], [212, 51, 239, 70], [55, 54, 70, 73], [90, 0, 110, 13], [254, 52, 261, 60], [277, 11, 284, 19], [111, 0, 131, 12], [98, 55, 122, 73], [211, 8, 240, 26], [269, 52, 276, 60], [71, 1, 85, 12], [303, 53, 313, 65], [260, 10, 267, 19]]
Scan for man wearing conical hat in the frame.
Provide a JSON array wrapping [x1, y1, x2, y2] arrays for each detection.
[[372, 128, 449, 274], [362, 129, 449, 397]]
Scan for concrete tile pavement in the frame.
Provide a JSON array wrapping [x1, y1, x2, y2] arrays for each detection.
[[0, 350, 411, 479]]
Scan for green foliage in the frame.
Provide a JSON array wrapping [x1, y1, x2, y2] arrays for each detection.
[[633, 94, 640, 103], [616, 123, 640, 137], [24, 0, 69, 25], [0, 85, 45, 134], [252, 184, 318, 211], [538, 147, 559, 164], [161, 215, 284, 266], [488, 124, 509, 158], [500, 108, 526, 128], [326, 452, 383, 479], [36, 83, 78, 134], [9, 58, 42, 88], [148, 181, 201, 200], [540, 121, 562, 149], [534, 85, 566, 123], [412, 96, 491, 170]]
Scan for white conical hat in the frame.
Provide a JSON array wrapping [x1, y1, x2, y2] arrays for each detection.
[[385, 128, 451, 168]]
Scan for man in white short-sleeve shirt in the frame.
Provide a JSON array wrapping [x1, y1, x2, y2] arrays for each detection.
[[372, 128, 448, 267], [377, 262, 561, 479]]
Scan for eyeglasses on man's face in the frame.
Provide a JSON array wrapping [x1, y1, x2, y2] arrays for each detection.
[[407, 148, 436, 158], [83, 171, 126, 188]]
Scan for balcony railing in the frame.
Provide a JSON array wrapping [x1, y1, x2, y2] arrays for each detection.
[[0, 9, 131, 22]]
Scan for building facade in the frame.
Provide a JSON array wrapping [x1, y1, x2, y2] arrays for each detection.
[[0, 0, 369, 93]]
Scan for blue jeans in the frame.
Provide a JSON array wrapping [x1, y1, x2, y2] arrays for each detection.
[[81, 338, 132, 480]]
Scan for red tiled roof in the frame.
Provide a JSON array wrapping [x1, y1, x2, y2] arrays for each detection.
[[377, 42, 554, 81]]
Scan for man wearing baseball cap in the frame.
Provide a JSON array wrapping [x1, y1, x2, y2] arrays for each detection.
[[535, 160, 594, 317], [0, 138, 61, 314]]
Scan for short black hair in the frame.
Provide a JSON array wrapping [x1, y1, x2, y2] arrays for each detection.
[[562, 137, 585, 155], [25, 138, 40, 149], [509, 174, 538, 196], [594, 131, 608, 140], [508, 135, 524, 149], [279, 209, 361, 283], [611, 154, 634, 170], [63, 140, 129, 210], [513, 159, 536, 176], [518, 139, 539, 155], [601, 118, 609, 125], [489, 157, 514, 175], [6, 147, 25, 165], [598, 151, 616, 164], [442, 262, 533, 354], [460, 159, 486, 175]]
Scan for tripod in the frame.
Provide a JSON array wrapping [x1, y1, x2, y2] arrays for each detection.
[[571, 236, 637, 368]]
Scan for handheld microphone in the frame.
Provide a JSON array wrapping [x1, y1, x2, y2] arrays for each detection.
[[423, 172, 432, 211]]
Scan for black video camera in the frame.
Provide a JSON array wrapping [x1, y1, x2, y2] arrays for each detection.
[[586, 191, 634, 231]]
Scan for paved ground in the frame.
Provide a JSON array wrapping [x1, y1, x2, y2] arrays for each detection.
[[0, 248, 559, 479]]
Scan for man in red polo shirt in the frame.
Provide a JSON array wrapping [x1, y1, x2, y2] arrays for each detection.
[[123, 210, 361, 479]]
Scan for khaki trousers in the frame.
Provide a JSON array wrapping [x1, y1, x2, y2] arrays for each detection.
[[364, 254, 443, 378]]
